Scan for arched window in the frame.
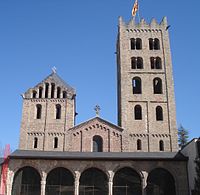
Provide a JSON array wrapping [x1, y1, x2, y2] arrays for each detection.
[[46, 167, 74, 195], [57, 87, 61, 98], [137, 57, 143, 69], [132, 77, 142, 94], [131, 57, 143, 69], [34, 137, 38, 149], [51, 83, 55, 98], [12, 167, 41, 195], [146, 168, 176, 195], [32, 90, 37, 98], [93, 135, 103, 152], [134, 105, 142, 120], [159, 140, 164, 151], [36, 104, 42, 119], [63, 91, 67, 98], [56, 104, 61, 119], [156, 57, 162, 69], [154, 38, 160, 50], [130, 38, 136, 50], [45, 83, 49, 98], [39, 87, 43, 98], [156, 106, 163, 121], [136, 38, 142, 50], [149, 38, 154, 50], [54, 137, 58, 149], [137, 139, 142, 150], [131, 57, 137, 69], [153, 78, 162, 94]]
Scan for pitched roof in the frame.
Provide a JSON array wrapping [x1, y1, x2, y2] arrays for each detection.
[[10, 150, 188, 161], [69, 117, 123, 132]]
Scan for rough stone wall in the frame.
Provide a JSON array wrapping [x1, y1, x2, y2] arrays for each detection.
[[117, 17, 178, 152]]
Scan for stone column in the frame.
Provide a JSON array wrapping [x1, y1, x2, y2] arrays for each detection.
[[41, 172, 47, 195], [74, 171, 80, 195], [141, 171, 148, 195], [108, 171, 114, 195]]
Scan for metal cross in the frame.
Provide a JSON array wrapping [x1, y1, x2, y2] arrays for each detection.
[[52, 66, 57, 73], [94, 105, 101, 117]]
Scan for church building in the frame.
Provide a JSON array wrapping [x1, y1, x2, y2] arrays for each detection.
[[1, 16, 189, 195]]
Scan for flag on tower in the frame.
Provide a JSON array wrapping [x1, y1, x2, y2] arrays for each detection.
[[132, 0, 138, 17]]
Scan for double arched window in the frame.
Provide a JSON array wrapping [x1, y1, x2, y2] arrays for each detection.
[[149, 38, 160, 50], [132, 77, 142, 94], [153, 78, 163, 94], [150, 57, 162, 69], [131, 57, 143, 69], [93, 135, 103, 152], [130, 38, 142, 50], [134, 105, 142, 120]]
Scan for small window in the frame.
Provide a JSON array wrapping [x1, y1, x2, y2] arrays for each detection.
[[45, 83, 49, 98], [36, 104, 42, 119], [32, 90, 37, 98], [54, 137, 58, 149], [132, 77, 142, 94], [56, 104, 61, 119], [154, 38, 160, 50], [153, 78, 162, 94], [93, 135, 103, 152], [130, 38, 136, 50], [136, 38, 142, 50], [149, 38, 154, 50], [51, 83, 55, 98], [156, 106, 163, 121], [131, 57, 143, 69], [39, 87, 43, 98], [57, 87, 61, 98], [159, 140, 164, 151], [150, 57, 162, 69], [33, 137, 38, 148], [63, 91, 67, 98], [134, 105, 142, 120], [137, 139, 142, 150]]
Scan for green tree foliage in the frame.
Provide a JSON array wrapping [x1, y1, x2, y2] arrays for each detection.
[[178, 124, 189, 148]]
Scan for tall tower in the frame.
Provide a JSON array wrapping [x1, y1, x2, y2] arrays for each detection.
[[19, 71, 76, 151], [117, 17, 178, 152]]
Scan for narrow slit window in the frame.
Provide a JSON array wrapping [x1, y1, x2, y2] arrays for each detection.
[[159, 140, 164, 151], [51, 83, 55, 98], [39, 87, 43, 98], [57, 87, 61, 98], [33, 137, 38, 148], [45, 83, 49, 98], [36, 104, 42, 119], [56, 104, 61, 119], [156, 106, 163, 121], [54, 137, 58, 149], [134, 105, 142, 120], [137, 139, 142, 150]]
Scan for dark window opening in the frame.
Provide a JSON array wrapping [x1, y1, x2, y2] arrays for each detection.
[[136, 38, 142, 50], [56, 104, 61, 119], [149, 38, 154, 50], [57, 87, 61, 98], [131, 38, 136, 50], [134, 105, 142, 120], [12, 167, 41, 195], [137, 139, 142, 150], [32, 90, 37, 98], [54, 137, 58, 149], [146, 168, 176, 195], [51, 83, 55, 98], [159, 140, 164, 151], [39, 87, 43, 98], [132, 77, 142, 94], [113, 167, 142, 195], [34, 137, 38, 148], [93, 135, 103, 152], [63, 91, 67, 98], [45, 83, 49, 98], [151, 57, 162, 69], [131, 57, 137, 69], [153, 78, 162, 94], [36, 104, 42, 119], [156, 106, 163, 121], [154, 38, 160, 50]]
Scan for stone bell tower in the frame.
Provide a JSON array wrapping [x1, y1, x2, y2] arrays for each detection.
[[117, 17, 178, 152], [19, 70, 76, 151]]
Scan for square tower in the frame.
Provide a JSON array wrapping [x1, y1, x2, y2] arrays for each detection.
[[117, 17, 178, 152]]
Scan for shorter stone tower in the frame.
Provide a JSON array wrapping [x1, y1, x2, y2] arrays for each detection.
[[19, 71, 76, 151], [117, 17, 178, 152]]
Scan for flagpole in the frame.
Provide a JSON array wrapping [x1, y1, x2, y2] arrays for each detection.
[[137, 2, 141, 23]]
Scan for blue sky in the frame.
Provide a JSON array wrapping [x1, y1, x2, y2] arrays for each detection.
[[0, 0, 199, 150]]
